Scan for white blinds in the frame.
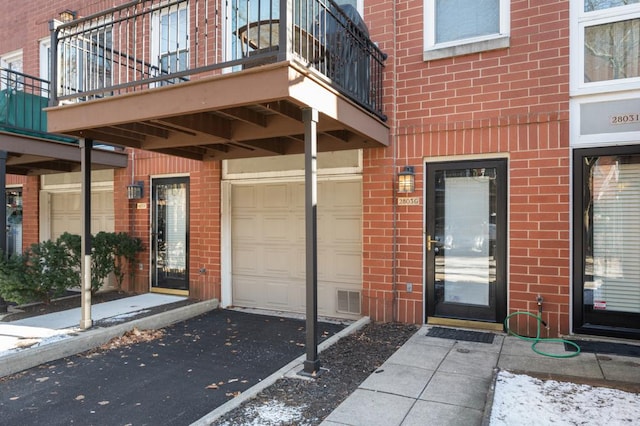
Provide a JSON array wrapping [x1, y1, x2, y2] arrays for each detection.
[[592, 161, 640, 313]]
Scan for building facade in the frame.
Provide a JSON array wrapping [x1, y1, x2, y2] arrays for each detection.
[[1, 0, 639, 339]]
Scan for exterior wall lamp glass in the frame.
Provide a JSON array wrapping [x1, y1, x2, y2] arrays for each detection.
[[60, 10, 77, 22], [397, 166, 415, 194], [127, 181, 144, 200]]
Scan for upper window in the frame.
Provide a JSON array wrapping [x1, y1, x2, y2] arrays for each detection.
[[585, 0, 640, 12], [57, 24, 113, 99], [423, 0, 509, 60], [152, 4, 189, 84], [0, 50, 24, 90], [575, 1, 640, 91]]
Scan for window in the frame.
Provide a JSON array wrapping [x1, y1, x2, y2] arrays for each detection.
[[0, 50, 24, 90], [152, 5, 189, 84], [575, 1, 640, 91], [585, 0, 640, 12], [423, 0, 509, 60], [6, 188, 22, 258], [57, 25, 113, 99]]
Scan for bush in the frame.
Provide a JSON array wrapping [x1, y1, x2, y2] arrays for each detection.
[[112, 232, 144, 292], [0, 231, 144, 304], [0, 233, 81, 305]]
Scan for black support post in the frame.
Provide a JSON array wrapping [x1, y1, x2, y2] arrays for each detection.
[[80, 139, 93, 329], [302, 108, 320, 375]]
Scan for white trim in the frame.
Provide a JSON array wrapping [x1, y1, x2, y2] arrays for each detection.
[[571, 2, 640, 96], [222, 150, 363, 180], [39, 37, 51, 92], [220, 180, 232, 307], [0, 49, 23, 69], [423, 0, 510, 60], [570, 91, 640, 147], [40, 181, 114, 192]]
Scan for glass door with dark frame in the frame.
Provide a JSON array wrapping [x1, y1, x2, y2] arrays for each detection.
[[425, 159, 507, 323], [574, 147, 640, 339], [152, 177, 189, 293]]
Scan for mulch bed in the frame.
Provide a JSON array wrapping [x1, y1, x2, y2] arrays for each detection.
[[214, 321, 419, 425]]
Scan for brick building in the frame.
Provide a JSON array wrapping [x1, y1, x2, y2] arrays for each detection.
[[1, 0, 639, 339]]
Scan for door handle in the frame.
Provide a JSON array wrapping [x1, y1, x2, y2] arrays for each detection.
[[427, 235, 439, 251]]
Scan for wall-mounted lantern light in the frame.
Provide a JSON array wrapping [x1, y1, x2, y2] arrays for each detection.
[[60, 10, 77, 22], [397, 166, 415, 194], [127, 181, 144, 200]]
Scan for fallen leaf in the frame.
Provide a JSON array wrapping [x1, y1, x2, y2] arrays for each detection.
[[206, 384, 219, 390], [9, 397, 19, 401], [98, 401, 110, 405], [36, 377, 49, 383], [225, 392, 241, 397], [228, 378, 238, 383], [75, 395, 85, 401]]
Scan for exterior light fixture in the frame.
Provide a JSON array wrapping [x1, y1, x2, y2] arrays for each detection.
[[397, 166, 415, 194], [60, 10, 77, 22], [127, 181, 144, 200]]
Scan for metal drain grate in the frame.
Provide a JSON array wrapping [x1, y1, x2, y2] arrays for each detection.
[[426, 326, 495, 344]]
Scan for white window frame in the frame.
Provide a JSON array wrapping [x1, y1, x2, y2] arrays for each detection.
[[423, 0, 510, 61], [1, 49, 24, 90], [151, 3, 190, 83], [571, 2, 640, 96]]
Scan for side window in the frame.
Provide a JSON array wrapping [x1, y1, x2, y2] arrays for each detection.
[[579, 2, 640, 88], [423, 0, 509, 61], [1, 49, 24, 90]]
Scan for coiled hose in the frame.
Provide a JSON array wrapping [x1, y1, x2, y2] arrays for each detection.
[[504, 311, 581, 358]]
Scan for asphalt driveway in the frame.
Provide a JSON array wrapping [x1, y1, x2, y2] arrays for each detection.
[[0, 309, 346, 425]]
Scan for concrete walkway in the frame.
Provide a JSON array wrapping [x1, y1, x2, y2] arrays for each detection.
[[320, 326, 640, 426], [2, 296, 640, 425]]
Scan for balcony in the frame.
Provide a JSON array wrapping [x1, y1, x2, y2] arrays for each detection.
[[46, 0, 389, 160], [0, 68, 127, 175]]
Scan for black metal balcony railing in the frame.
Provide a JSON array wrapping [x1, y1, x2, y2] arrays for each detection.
[[50, 0, 386, 120], [0, 68, 51, 136], [0, 67, 126, 150]]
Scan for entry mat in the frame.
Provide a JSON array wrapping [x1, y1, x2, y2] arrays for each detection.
[[564, 340, 640, 357], [426, 326, 495, 344]]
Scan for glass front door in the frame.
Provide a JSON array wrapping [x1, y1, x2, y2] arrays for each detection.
[[152, 177, 189, 292], [574, 147, 640, 339], [425, 159, 507, 322]]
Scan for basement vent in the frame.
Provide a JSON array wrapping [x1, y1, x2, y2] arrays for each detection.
[[337, 290, 361, 315]]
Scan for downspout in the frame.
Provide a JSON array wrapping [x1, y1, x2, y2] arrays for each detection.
[[390, 0, 399, 322]]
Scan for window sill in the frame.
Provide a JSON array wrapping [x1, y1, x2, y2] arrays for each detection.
[[423, 35, 510, 61]]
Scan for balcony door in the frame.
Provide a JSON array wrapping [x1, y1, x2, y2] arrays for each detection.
[[152, 177, 189, 294], [425, 159, 507, 323]]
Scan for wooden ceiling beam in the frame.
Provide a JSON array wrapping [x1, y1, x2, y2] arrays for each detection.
[[155, 113, 232, 139], [217, 107, 268, 127]]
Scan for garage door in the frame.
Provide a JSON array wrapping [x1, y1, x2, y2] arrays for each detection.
[[231, 179, 362, 319], [50, 191, 115, 239]]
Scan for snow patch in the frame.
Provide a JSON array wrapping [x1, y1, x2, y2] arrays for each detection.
[[490, 371, 640, 425], [220, 400, 310, 426]]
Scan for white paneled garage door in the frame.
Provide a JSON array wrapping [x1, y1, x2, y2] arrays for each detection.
[[231, 179, 362, 319], [50, 191, 115, 238]]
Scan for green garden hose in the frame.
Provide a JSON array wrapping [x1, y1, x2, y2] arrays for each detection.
[[504, 311, 581, 358]]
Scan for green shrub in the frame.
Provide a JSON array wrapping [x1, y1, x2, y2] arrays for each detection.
[[0, 233, 81, 305], [112, 232, 144, 292], [0, 231, 143, 304]]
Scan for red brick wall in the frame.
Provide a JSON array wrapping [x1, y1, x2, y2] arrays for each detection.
[[114, 149, 221, 300], [363, 0, 571, 335]]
